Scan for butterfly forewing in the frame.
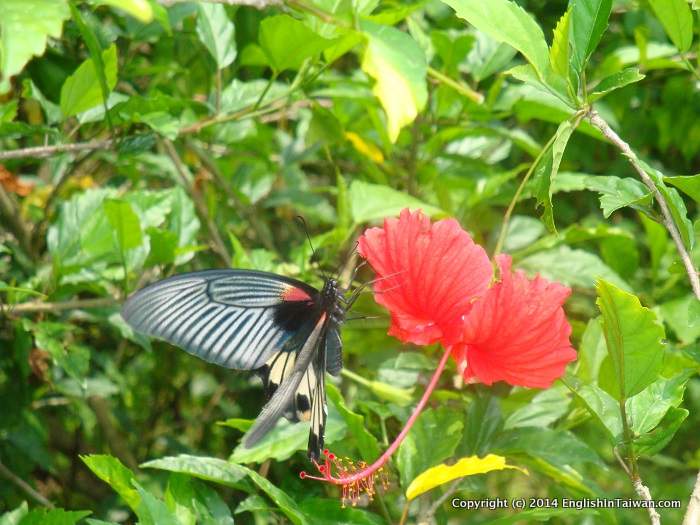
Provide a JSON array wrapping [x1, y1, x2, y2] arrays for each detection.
[[121, 269, 319, 370]]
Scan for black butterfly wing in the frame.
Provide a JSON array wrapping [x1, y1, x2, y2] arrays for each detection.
[[121, 269, 320, 370], [244, 311, 330, 459]]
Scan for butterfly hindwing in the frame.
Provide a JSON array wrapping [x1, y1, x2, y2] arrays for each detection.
[[243, 312, 328, 452], [307, 343, 327, 459], [121, 269, 318, 370]]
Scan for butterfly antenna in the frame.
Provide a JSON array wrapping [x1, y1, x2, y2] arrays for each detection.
[[296, 215, 329, 281]]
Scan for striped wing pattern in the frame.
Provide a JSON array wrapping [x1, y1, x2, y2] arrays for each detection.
[[121, 269, 319, 370], [121, 269, 336, 458]]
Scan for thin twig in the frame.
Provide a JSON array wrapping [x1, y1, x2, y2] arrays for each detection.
[[587, 109, 700, 300], [633, 478, 662, 525], [419, 478, 463, 523], [0, 183, 34, 256], [683, 470, 700, 525], [492, 135, 558, 257], [0, 460, 54, 508], [3, 297, 117, 314], [427, 67, 483, 104], [0, 140, 114, 161], [162, 139, 232, 266]]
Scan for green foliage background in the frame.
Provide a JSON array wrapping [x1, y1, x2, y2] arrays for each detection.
[[1, 0, 700, 523]]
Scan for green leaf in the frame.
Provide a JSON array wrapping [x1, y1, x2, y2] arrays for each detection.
[[18, 509, 91, 525], [567, 377, 623, 443], [549, 7, 572, 79], [459, 395, 502, 457], [600, 235, 639, 279], [259, 14, 334, 71], [463, 31, 517, 82], [649, 0, 694, 52], [143, 455, 309, 525], [596, 280, 665, 400], [645, 164, 694, 250], [165, 474, 234, 525], [640, 212, 668, 280], [635, 407, 689, 456], [349, 180, 443, 224], [228, 407, 346, 463], [0, 0, 70, 92], [554, 172, 652, 217], [60, 44, 118, 117], [504, 385, 571, 430], [397, 407, 464, 489], [665, 174, 700, 203], [589, 68, 645, 101], [569, 0, 613, 75], [519, 245, 631, 291], [360, 21, 427, 142], [626, 372, 691, 435], [659, 295, 700, 344], [196, 3, 236, 69], [104, 198, 143, 252], [144, 227, 177, 267], [134, 483, 179, 525], [326, 382, 380, 462], [0, 502, 28, 525], [531, 118, 576, 231], [441, 0, 552, 83], [68, 2, 112, 128], [142, 455, 248, 489], [495, 427, 603, 470], [81, 454, 141, 511]]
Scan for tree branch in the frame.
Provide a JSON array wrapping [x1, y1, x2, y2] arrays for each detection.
[[633, 478, 661, 525], [683, 470, 700, 525], [0, 140, 114, 161], [3, 297, 117, 314], [587, 110, 700, 300], [0, 460, 54, 508]]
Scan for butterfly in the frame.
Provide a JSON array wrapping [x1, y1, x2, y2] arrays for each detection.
[[120, 269, 350, 460]]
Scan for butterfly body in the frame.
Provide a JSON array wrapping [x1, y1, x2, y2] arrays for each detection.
[[121, 269, 347, 459]]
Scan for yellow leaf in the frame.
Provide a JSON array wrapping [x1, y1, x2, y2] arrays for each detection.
[[360, 22, 427, 143], [97, 0, 153, 23], [344, 131, 384, 163], [406, 454, 527, 501]]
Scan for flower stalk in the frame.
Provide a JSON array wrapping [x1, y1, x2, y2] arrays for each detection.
[[301, 346, 453, 504]]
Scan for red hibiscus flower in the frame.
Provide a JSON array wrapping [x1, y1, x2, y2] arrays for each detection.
[[357, 208, 492, 346], [304, 210, 575, 502], [451, 255, 576, 388]]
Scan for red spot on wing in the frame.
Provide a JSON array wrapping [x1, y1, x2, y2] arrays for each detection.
[[281, 285, 312, 302]]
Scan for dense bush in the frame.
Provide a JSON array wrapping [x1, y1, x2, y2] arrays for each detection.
[[1, 0, 700, 523]]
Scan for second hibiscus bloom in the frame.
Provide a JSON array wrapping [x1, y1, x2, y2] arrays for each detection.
[[357, 208, 576, 389]]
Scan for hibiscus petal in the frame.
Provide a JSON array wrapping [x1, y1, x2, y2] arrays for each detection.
[[358, 208, 492, 346], [452, 254, 577, 388]]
